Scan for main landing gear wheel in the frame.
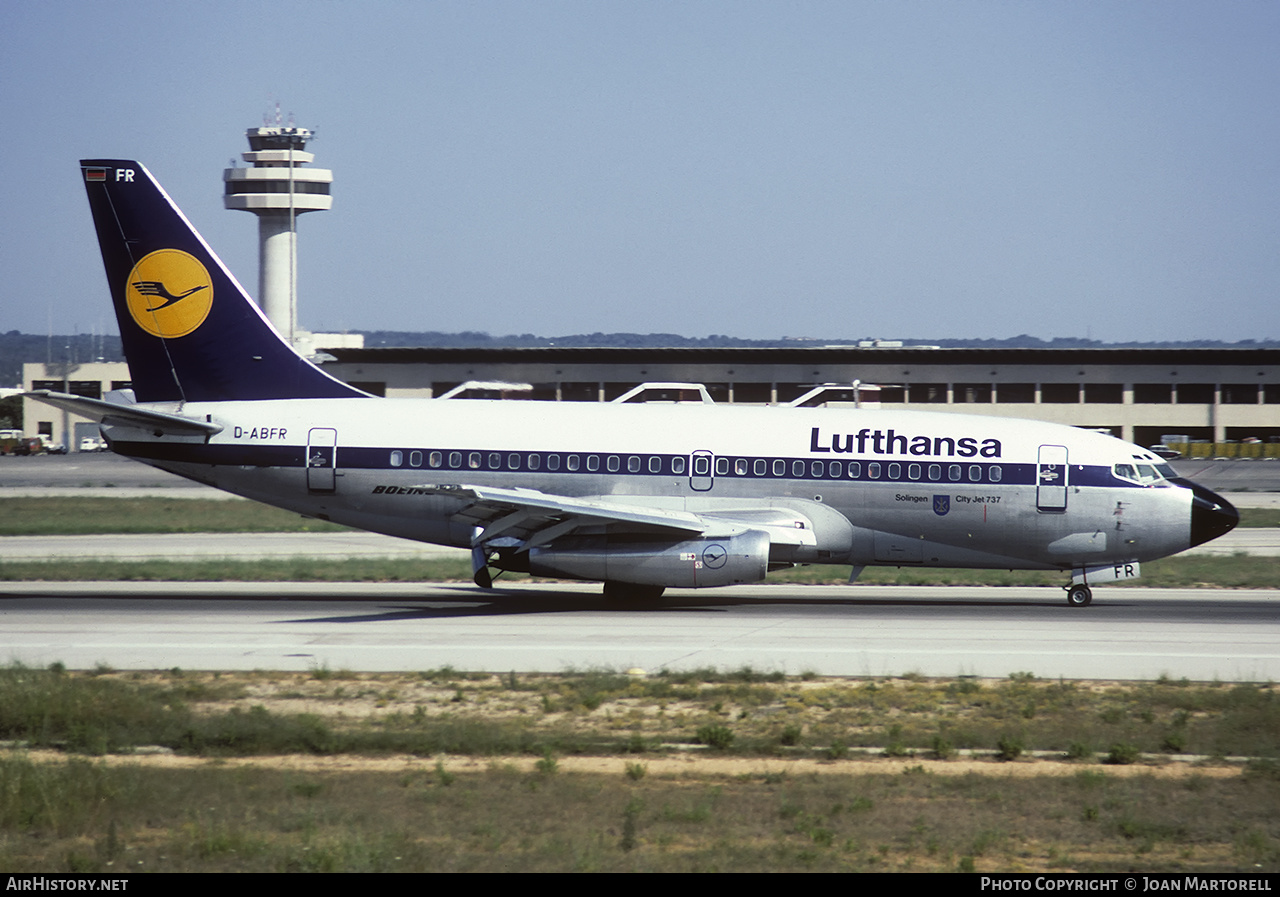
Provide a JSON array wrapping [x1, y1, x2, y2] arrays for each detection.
[[602, 582, 666, 603], [1065, 584, 1093, 607]]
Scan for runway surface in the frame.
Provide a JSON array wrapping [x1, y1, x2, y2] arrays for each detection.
[[1, 583, 1276, 682]]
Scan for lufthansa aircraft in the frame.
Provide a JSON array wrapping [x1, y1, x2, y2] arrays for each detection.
[[29, 160, 1240, 606]]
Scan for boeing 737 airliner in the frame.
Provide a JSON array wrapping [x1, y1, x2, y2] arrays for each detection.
[[29, 161, 1239, 606]]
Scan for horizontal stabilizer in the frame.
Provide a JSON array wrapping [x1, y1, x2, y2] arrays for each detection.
[[25, 390, 222, 437]]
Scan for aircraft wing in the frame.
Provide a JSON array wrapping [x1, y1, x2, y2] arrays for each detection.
[[421, 484, 710, 547], [421, 483, 825, 552], [24, 390, 223, 437]]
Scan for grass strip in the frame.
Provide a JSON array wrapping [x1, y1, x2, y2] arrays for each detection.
[[2, 666, 1276, 763], [0, 557, 476, 582], [0, 497, 350, 535], [1237, 507, 1280, 528], [1, 665, 1277, 872], [1, 756, 1277, 872]]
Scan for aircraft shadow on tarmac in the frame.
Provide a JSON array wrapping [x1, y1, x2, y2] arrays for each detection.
[[279, 585, 1113, 624]]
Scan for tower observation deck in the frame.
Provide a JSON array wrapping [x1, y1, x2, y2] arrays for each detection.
[[223, 121, 332, 342]]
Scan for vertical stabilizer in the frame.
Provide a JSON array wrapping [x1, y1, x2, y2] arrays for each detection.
[[79, 160, 367, 402]]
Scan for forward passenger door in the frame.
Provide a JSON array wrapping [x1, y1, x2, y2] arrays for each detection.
[[1036, 444, 1068, 511]]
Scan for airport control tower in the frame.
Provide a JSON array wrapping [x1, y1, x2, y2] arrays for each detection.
[[223, 114, 332, 342]]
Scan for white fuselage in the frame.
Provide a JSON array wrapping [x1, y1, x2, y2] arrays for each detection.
[[104, 397, 1198, 573]]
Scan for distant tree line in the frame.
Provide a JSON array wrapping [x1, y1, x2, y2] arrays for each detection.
[[0, 331, 125, 388]]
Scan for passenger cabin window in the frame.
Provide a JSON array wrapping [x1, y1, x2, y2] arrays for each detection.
[[628, 456, 641, 473], [848, 462, 861, 478], [567, 455, 580, 471], [547, 454, 560, 471], [672, 456, 686, 475], [409, 451, 422, 468], [390, 451, 403, 467], [429, 451, 443, 468], [587, 455, 600, 472], [528, 454, 541, 470], [449, 452, 462, 468], [649, 456, 662, 473]]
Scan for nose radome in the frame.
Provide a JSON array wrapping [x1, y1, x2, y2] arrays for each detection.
[[1180, 481, 1239, 548]]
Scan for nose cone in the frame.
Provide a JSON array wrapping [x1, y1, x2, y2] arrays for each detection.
[[1175, 479, 1239, 547]]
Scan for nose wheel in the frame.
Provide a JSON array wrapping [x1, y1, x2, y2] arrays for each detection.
[[1065, 584, 1093, 607]]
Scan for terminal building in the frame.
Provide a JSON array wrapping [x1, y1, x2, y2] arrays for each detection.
[[24, 343, 1280, 455], [317, 344, 1280, 453]]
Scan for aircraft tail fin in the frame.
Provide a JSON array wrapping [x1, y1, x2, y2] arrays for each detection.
[[79, 160, 367, 403]]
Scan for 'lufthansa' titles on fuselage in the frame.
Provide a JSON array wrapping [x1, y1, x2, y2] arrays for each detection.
[[809, 427, 1002, 458]]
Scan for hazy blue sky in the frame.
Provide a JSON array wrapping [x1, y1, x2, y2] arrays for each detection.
[[3, 1, 1278, 343]]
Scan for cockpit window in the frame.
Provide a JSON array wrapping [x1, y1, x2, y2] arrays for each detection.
[[1114, 462, 1168, 485], [1155, 463, 1177, 479]]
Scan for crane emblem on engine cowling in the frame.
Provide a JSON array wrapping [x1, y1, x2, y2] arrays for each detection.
[[702, 544, 728, 568]]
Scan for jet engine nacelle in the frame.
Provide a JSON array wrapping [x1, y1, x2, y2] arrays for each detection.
[[528, 529, 771, 588]]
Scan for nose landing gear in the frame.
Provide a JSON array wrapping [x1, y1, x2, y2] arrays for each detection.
[[1065, 583, 1093, 607]]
